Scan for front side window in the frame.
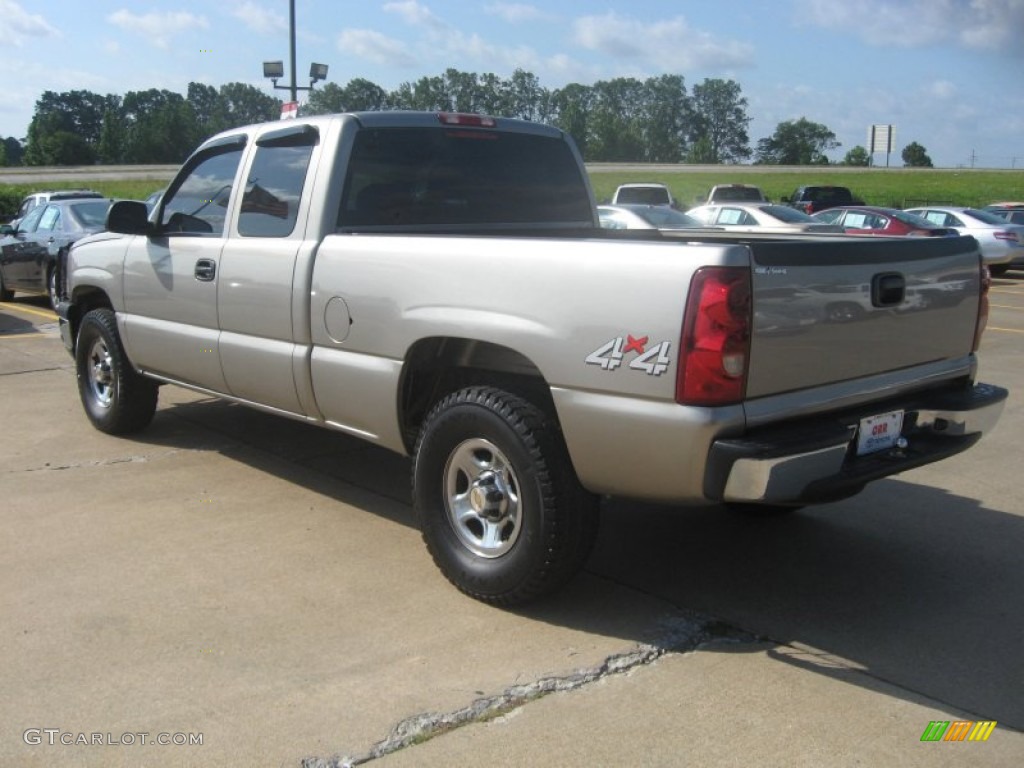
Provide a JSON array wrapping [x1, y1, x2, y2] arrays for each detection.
[[161, 147, 245, 235], [17, 205, 46, 234]]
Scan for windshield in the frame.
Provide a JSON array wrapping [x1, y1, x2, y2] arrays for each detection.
[[616, 187, 671, 205]]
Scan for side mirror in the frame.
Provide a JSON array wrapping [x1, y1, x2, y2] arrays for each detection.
[[106, 200, 151, 236]]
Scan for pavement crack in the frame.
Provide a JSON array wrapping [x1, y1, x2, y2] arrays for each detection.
[[10, 451, 182, 474], [305, 613, 760, 767]]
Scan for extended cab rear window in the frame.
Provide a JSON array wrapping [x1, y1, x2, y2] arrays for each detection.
[[338, 127, 593, 229]]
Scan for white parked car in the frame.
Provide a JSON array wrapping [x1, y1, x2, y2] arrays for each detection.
[[685, 203, 844, 233], [904, 206, 1024, 274]]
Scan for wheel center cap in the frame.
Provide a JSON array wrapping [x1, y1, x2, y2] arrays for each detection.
[[470, 471, 508, 522]]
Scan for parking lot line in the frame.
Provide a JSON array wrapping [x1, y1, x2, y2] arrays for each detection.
[[988, 326, 1024, 334], [0, 302, 56, 321], [0, 332, 48, 340], [991, 304, 1024, 311]]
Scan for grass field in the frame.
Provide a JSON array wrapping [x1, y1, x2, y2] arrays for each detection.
[[2, 167, 1022, 219]]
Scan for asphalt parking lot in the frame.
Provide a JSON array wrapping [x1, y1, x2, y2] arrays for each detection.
[[2, 272, 1023, 767]]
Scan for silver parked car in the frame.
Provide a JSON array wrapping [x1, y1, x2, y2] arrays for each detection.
[[597, 204, 706, 230], [905, 206, 1024, 274], [685, 203, 844, 233]]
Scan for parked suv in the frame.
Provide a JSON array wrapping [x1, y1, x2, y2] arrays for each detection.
[[786, 185, 863, 214]]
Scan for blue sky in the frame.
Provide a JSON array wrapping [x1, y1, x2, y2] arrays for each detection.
[[2, 0, 1022, 168]]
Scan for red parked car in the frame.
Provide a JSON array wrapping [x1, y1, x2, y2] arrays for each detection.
[[811, 206, 955, 237]]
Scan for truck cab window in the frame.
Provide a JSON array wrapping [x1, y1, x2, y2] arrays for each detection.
[[238, 143, 315, 237], [161, 148, 244, 235]]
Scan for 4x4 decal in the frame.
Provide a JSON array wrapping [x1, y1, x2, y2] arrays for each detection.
[[586, 335, 672, 376]]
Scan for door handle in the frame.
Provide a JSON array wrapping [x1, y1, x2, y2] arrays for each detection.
[[194, 258, 216, 282]]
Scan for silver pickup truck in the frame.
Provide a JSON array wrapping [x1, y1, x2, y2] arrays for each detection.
[[58, 111, 1007, 605]]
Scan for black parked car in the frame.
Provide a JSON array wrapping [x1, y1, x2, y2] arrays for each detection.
[[0, 198, 111, 308], [786, 185, 864, 215]]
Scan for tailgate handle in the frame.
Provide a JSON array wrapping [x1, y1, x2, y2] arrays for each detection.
[[872, 272, 905, 307]]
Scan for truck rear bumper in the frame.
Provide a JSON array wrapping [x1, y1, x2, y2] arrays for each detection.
[[704, 382, 1007, 505]]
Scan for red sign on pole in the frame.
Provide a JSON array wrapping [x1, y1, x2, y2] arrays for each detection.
[[281, 101, 299, 120]]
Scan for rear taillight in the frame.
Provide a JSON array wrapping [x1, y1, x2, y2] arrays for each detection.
[[677, 267, 751, 405], [973, 264, 990, 352]]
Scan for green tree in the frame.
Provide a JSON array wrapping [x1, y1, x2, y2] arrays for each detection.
[[689, 78, 750, 163], [1, 137, 23, 166], [902, 141, 933, 168], [23, 89, 116, 164], [391, 75, 449, 110], [187, 82, 226, 143], [842, 146, 870, 166], [550, 83, 592, 157], [641, 74, 690, 163], [686, 136, 718, 164], [97, 107, 126, 164], [217, 82, 280, 129], [755, 117, 839, 164], [588, 77, 646, 161]]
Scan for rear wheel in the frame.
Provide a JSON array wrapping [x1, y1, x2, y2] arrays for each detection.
[[75, 308, 158, 434], [413, 386, 598, 606], [989, 265, 1009, 277]]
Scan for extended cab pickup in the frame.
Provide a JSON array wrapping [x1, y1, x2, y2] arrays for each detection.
[[59, 112, 1007, 605]]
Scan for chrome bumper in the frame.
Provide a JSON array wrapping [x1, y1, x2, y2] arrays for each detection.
[[706, 382, 1008, 506]]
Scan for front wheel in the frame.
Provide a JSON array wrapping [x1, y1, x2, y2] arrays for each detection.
[[413, 387, 598, 606], [75, 308, 158, 434]]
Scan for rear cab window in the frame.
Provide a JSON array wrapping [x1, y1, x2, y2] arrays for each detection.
[[338, 126, 593, 230]]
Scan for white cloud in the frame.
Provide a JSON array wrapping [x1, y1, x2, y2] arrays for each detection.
[[927, 80, 957, 99], [338, 29, 418, 67], [800, 0, 1024, 52], [572, 13, 754, 71], [230, 1, 287, 35], [383, 1, 447, 30], [485, 3, 554, 23], [107, 9, 209, 50], [2, 0, 60, 45]]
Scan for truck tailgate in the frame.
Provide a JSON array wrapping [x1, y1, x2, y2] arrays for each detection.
[[745, 235, 981, 398]]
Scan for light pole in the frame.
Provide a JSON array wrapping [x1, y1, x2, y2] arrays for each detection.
[[262, 0, 328, 108]]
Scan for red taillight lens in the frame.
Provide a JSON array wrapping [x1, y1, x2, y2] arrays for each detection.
[[677, 267, 751, 405], [973, 264, 990, 352], [993, 231, 1015, 241]]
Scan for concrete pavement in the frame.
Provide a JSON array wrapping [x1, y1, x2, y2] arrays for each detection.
[[2, 290, 1022, 767]]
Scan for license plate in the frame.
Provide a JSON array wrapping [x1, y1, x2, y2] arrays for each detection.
[[857, 410, 904, 456]]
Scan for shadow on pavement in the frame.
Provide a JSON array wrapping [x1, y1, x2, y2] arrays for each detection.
[[133, 394, 1023, 732]]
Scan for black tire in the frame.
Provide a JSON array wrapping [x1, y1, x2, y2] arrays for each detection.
[[413, 386, 598, 606], [75, 308, 158, 434], [989, 265, 1009, 277], [0, 269, 12, 301], [47, 260, 60, 310]]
